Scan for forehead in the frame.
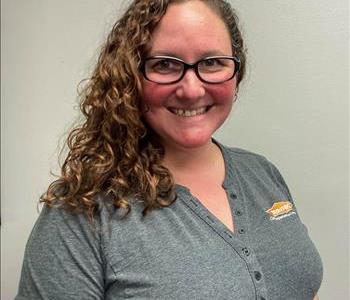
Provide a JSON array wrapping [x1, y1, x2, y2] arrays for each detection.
[[147, 0, 232, 59]]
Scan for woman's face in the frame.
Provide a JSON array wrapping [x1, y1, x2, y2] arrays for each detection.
[[141, 0, 237, 151]]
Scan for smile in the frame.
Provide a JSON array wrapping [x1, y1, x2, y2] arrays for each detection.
[[169, 106, 210, 117]]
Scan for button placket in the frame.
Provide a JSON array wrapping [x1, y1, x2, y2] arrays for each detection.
[[222, 159, 268, 300], [233, 207, 247, 237], [227, 188, 247, 239]]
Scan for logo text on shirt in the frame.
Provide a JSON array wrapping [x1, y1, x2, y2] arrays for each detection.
[[266, 201, 295, 220]]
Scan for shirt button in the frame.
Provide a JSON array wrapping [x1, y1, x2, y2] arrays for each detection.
[[235, 209, 242, 216], [229, 192, 237, 199], [238, 228, 245, 234], [254, 271, 262, 281], [241, 247, 250, 256]]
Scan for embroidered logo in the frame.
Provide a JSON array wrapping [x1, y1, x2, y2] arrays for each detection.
[[266, 201, 295, 220]]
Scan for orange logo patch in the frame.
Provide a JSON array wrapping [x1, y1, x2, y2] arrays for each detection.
[[266, 201, 293, 218]]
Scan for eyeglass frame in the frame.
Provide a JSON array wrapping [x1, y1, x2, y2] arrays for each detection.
[[140, 55, 241, 84]]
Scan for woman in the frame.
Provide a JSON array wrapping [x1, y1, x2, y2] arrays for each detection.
[[16, 0, 322, 299]]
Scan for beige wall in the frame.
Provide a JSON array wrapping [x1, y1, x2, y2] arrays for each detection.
[[1, 0, 349, 299]]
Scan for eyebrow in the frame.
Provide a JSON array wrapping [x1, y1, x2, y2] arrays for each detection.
[[148, 51, 179, 57], [200, 50, 232, 57], [148, 50, 232, 59]]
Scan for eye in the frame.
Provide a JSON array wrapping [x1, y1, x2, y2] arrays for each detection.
[[147, 58, 182, 74], [199, 57, 233, 73], [202, 58, 220, 67], [154, 59, 171, 70]]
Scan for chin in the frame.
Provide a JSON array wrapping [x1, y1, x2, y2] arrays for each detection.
[[172, 135, 213, 150]]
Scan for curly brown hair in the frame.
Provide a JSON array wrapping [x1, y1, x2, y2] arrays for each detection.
[[41, 0, 247, 220]]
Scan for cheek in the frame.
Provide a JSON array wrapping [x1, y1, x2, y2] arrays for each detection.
[[209, 80, 237, 103], [141, 81, 174, 107]]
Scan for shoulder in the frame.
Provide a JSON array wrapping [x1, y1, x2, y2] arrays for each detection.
[[219, 143, 292, 193], [223, 146, 268, 161], [25, 203, 103, 259], [32, 202, 97, 232], [220, 144, 277, 172]]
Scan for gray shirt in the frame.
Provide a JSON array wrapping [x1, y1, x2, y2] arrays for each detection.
[[16, 145, 323, 300]]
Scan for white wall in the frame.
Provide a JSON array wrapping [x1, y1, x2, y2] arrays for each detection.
[[1, 0, 348, 299]]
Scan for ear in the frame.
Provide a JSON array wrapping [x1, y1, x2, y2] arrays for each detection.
[[140, 102, 150, 114], [233, 87, 239, 103]]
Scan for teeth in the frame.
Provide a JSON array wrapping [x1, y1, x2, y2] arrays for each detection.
[[171, 107, 207, 117]]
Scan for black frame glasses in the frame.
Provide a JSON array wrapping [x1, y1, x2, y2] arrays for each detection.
[[141, 55, 240, 84]]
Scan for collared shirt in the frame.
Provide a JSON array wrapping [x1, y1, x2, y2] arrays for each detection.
[[16, 144, 322, 300]]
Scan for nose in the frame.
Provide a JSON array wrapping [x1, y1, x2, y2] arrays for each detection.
[[175, 69, 205, 101]]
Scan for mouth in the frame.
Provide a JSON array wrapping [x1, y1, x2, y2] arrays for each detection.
[[168, 106, 212, 117]]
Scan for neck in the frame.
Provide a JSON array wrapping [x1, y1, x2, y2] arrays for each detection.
[[162, 140, 223, 178]]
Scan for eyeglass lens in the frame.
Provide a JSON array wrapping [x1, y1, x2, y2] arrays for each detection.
[[144, 57, 237, 84]]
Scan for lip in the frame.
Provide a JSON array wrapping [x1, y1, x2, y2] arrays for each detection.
[[167, 105, 213, 117]]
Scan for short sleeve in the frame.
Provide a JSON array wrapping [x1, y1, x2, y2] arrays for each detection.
[[16, 205, 105, 300]]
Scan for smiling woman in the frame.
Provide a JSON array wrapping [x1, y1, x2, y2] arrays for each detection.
[[15, 0, 322, 299], [141, 1, 237, 151]]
